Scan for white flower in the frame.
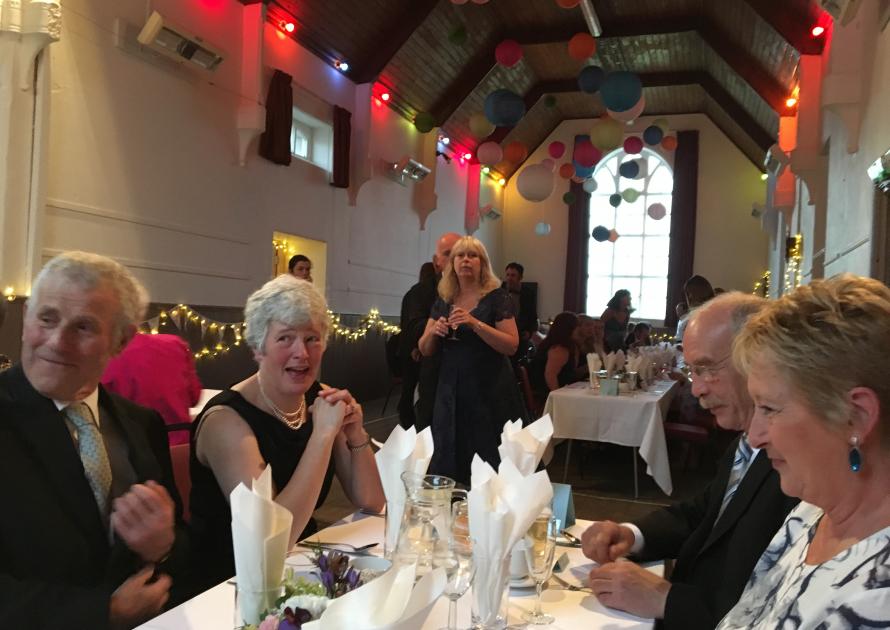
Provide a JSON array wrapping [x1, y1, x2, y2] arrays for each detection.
[[281, 594, 330, 619]]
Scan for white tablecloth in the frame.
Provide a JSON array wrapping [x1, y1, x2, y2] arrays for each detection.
[[188, 388, 222, 420], [137, 513, 661, 629], [543, 380, 678, 495]]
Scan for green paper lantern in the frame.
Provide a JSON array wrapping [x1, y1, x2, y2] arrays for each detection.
[[609, 193, 622, 207], [448, 25, 468, 46], [621, 188, 640, 203], [563, 192, 576, 205], [414, 112, 435, 134]]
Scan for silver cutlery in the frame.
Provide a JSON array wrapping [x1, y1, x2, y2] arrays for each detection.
[[550, 571, 593, 593], [299, 540, 378, 555], [560, 529, 583, 546]]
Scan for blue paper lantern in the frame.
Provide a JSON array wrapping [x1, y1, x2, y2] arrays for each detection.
[[600, 71, 643, 113], [484, 89, 526, 127], [643, 125, 664, 145], [535, 222, 551, 236], [618, 161, 640, 179], [609, 193, 622, 208], [592, 225, 611, 242], [577, 65, 605, 94]]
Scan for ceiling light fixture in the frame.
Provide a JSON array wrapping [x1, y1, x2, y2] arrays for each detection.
[[279, 20, 295, 33], [811, 25, 825, 37], [499, 178, 507, 186], [463, 152, 472, 160], [380, 92, 391, 102], [335, 60, 349, 72], [785, 97, 798, 108]]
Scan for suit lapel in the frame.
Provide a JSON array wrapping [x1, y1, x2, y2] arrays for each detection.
[[700, 449, 773, 554], [4, 366, 106, 538], [99, 387, 158, 482]]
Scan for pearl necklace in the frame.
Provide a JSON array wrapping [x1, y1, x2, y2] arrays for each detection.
[[258, 375, 306, 430]]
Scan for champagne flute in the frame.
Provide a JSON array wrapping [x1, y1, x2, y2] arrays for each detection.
[[435, 536, 475, 630], [446, 304, 461, 341], [523, 514, 560, 625]]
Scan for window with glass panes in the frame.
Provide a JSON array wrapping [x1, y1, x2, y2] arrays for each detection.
[[586, 149, 673, 321]]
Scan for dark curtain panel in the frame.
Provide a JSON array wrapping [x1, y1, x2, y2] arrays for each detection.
[[664, 130, 700, 328], [331, 105, 351, 189], [259, 70, 293, 166], [563, 180, 590, 313]]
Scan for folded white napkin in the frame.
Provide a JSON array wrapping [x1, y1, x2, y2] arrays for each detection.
[[375, 425, 434, 554], [468, 457, 554, 623], [604, 352, 615, 376], [231, 466, 293, 625], [498, 415, 554, 476], [586, 352, 602, 375], [614, 349, 626, 372], [302, 564, 446, 630]]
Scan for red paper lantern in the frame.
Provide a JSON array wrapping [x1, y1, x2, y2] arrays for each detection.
[[623, 136, 644, 154], [574, 139, 602, 168], [558, 163, 575, 179], [495, 40, 523, 67], [503, 141, 529, 164], [548, 141, 565, 159], [567, 33, 596, 61]]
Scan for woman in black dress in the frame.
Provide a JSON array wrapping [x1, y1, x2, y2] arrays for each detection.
[[189, 275, 384, 588], [529, 312, 579, 400], [418, 236, 527, 484]]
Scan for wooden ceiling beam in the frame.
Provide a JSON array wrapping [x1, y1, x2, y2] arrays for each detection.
[[742, 0, 825, 55], [352, 0, 440, 84]]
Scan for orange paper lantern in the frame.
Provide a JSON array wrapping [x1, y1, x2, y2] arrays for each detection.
[[503, 141, 529, 164], [661, 135, 678, 151], [567, 33, 596, 61], [558, 163, 575, 179]]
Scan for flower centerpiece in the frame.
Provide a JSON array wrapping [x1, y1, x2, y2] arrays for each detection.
[[241, 548, 364, 630]]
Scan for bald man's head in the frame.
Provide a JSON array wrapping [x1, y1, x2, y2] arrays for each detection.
[[433, 232, 461, 274]]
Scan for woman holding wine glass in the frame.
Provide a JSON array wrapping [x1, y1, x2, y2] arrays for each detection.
[[418, 236, 528, 485]]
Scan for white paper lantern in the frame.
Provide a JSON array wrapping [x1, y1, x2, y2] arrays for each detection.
[[516, 163, 555, 202]]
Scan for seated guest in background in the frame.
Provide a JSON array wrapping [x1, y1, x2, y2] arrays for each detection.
[[626, 322, 653, 350], [573, 315, 606, 379], [288, 254, 313, 282], [419, 236, 526, 484], [601, 289, 632, 352], [684, 274, 715, 309], [674, 301, 689, 343], [503, 261, 538, 364], [189, 275, 384, 589], [102, 332, 202, 445], [0, 251, 188, 629], [583, 292, 798, 629], [529, 312, 579, 399], [716, 275, 890, 628]]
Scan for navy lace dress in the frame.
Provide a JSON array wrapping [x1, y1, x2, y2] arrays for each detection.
[[428, 288, 529, 485]]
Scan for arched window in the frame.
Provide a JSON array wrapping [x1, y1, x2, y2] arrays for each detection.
[[586, 149, 674, 321]]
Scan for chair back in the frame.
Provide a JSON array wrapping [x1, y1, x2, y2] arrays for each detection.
[[169, 442, 192, 522], [516, 364, 542, 418]]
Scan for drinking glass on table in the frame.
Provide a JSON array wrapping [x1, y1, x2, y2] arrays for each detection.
[[523, 513, 560, 625], [435, 534, 475, 630]]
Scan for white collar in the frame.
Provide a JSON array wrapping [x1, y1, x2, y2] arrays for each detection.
[[54, 387, 101, 428]]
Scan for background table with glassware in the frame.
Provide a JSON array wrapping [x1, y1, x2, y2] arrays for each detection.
[[543, 380, 679, 497], [136, 512, 661, 630]]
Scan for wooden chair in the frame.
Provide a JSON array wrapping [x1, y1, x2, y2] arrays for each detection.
[[516, 364, 543, 418], [167, 423, 192, 522]]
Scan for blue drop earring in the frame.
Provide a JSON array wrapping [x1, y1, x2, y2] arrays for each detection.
[[849, 435, 863, 473]]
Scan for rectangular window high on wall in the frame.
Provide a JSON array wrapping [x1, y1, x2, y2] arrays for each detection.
[[586, 149, 673, 322], [290, 107, 332, 172]]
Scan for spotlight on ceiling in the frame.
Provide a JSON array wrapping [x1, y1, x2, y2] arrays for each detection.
[[811, 25, 825, 37], [335, 60, 349, 72]]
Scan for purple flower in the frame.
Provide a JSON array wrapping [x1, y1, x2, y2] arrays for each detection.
[[320, 570, 335, 597], [346, 568, 360, 590], [280, 606, 312, 630]]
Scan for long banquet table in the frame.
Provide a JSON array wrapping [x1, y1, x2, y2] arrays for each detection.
[[543, 380, 678, 496], [137, 512, 661, 629]]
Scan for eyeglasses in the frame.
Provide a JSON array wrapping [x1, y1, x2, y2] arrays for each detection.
[[685, 354, 732, 383]]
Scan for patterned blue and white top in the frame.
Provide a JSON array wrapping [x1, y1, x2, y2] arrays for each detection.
[[716, 502, 890, 629]]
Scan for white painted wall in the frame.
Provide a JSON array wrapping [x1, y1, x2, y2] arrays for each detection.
[[43, 0, 497, 316], [503, 114, 768, 320]]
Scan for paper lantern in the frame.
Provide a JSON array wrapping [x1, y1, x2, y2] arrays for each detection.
[[590, 117, 623, 150], [608, 95, 646, 123], [661, 135, 678, 151], [495, 39, 523, 67], [563, 192, 576, 205], [624, 136, 644, 155], [448, 25, 468, 45], [653, 117, 670, 132], [608, 229, 620, 242], [592, 225, 610, 242], [541, 158, 556, 171], [647, 203, 667, 220], [484, 89, 526, 127], [414, 112, 435, 134], [516, 163, 555, 202], [574, 164, 595, 179], [568, 33, 596, 60], [573, 139, 601, 168], [469, 113, 495, 139], [582, 178, 598, 193], [621, 188, 640, 203], [643, 125, 664, 145], [544, 95, 557, 108], [556, 0, 581, 7], [618, 161, 639, 179], [535, 222, 552, 236], [450, 0, 469, 4], [558, 163, 575, 179], [577, 65, 605, 94], [476, 141, 503, 165], [609, 193, 622, 208], [503, 141, 528, 164], [571, 175, 585, 183], [600, 71, 643, 113], [548, 141, 565, 159]]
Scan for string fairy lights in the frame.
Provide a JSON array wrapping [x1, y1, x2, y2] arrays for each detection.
[[784, 234, 803, 294], [752, 270, 771, 297]]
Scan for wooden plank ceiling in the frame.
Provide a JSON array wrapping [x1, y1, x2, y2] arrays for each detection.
[[265, 0, 825, 172]]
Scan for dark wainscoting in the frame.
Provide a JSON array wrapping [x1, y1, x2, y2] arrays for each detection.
[[0, 300, 396, 404]]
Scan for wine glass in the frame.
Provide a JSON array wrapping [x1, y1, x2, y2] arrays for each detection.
[[446, 304, 461, 341], [523, 514, 560, 625], [435, 536, 475, 630]]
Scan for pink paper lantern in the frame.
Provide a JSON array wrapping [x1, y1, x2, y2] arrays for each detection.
[[623, 136, 644, 154], [548, 141, 566, 159], [573, 139, 602, 168], [495, 40, 523, 67], [540, 158, 556, 171], [476, 141, 503, 165]]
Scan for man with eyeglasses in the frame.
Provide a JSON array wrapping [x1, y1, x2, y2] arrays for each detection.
[[581, 292, 798, 629]]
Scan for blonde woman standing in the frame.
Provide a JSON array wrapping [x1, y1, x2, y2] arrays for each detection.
[[418, 236, 527, 484]]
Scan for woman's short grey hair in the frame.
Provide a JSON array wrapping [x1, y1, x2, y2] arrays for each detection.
[[244, 274, 329, 354], [29, 251, 148, 345]]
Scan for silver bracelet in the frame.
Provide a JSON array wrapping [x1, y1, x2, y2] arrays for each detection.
[[347, 436, 371, 452]]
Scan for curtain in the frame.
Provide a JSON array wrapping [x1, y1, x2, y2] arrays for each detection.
[[563, 179, 590, 313], [664, 130, 700, 328], [258, 70, 293, 166], [330, 105, 351, 188]]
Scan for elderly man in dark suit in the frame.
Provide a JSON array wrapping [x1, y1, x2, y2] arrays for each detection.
[[581, 293, 798, 630], [0, 251, 188, 630]]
